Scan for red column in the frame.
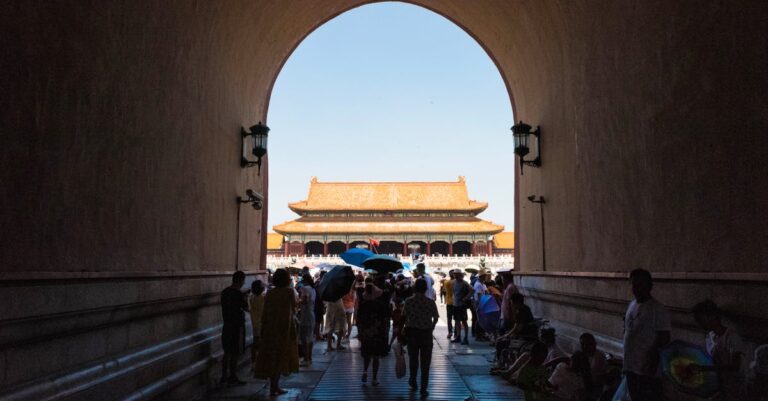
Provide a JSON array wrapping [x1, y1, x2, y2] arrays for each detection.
[[448, 242, 454, 256], [345, 241, 350, 250], [300, 242, 306, 256], [488, 240, 494, 256], [323, 242, 328, 256], [471, 242, 476, 256], [283, 242, 289, 256], [403, 242, 408, 255], [426, 242, 431, 255]]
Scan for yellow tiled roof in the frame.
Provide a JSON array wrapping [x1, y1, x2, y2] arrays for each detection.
[[288, 177, 488, 213], [266, 233, 284, 249], [493, 232, 515, 249], [273, 219, 504, 235]]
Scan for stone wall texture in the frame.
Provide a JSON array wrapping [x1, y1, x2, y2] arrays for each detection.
[[1, 0, 767, 399]]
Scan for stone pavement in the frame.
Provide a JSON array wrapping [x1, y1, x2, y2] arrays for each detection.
[[208, 306, 524, 401]]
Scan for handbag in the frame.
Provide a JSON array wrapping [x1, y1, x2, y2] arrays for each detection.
[[393, 339, 406, 379]]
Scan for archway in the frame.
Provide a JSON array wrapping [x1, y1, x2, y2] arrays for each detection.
[[406, 241, 428, 256], [430, 241, 450, 256], [305, 241, 324, 256], [377, 241, 403, 255], [453, 241, 471, 256], [349, 240, 370, 250], [327, 241, 347, 255]]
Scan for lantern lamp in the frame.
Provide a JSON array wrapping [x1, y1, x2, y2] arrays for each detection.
[[511, 121, 541, 174], [241, 122, 270, 174]]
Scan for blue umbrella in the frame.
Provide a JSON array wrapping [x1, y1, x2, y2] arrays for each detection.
[[362, 254, 403, 274], [477, 294, 500, 332], [340, 248, 375, 267]]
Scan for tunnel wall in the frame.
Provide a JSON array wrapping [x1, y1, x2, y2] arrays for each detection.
[[1, 0, 767, 399]]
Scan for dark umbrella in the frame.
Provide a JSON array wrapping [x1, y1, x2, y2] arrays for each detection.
[[477, 294, 500, 332], [362, 255, 403, 275], [316, 265, 356, 302], [340, 248, 375, 267]]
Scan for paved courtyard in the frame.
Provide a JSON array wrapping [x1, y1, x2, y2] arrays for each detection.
[[209, 309, 524, 401]]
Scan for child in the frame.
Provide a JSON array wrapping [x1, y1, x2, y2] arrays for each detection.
[[517, 342, 553, 401]]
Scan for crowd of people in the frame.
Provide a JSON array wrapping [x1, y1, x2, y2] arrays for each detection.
[[219, 266, 768, 400]]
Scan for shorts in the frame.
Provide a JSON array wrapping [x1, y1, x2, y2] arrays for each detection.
[[453, 305, 468, 322]]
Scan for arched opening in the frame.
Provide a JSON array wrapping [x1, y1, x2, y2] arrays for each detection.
[[406, 241, 427, 256], [349, 240, 370, 250], [305, 241, 324, 256], [453, 241, 472, 256], [327, 241, 347, 255], [377, 241, 404, 255], [430, 241, 450, 256], [287, 241, 305, 255]]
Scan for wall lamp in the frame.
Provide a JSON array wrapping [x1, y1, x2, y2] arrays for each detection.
[[512, 121, 541, 175], [241, 122, 270, 174], [237, 189, 263, 210]]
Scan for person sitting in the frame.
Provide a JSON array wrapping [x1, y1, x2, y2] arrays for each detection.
[[516, 342, 554, 401], [548, 351, 591, 401], [491, 293, 537, 373], [687, 299, 747, 400], [498, 327, 567, 381]]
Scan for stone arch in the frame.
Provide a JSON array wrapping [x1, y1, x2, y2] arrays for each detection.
[[430, 240, 450, 256]]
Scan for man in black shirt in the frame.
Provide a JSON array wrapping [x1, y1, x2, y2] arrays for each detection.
[[221, 270, 248, 385]]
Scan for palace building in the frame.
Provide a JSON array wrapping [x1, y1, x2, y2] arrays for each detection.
[[272, 177, 507, 256]]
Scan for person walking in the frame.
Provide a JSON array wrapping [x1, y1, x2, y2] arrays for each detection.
[[324, 298, 347, 351], [443, 270, 455, 339], [403, 278, 440, 398], [254, 269, 300, 396], [297, 273, 316, 366], [452, 271, 473, 345], [220, 271, 249, 386], [357, 281, 388, 386], [248, 279, 266, 372], [622, 268, 670, 401]]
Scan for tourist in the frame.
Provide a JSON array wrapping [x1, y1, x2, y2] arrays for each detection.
[[394, 274, 413, 302], [357, 282, 389, 386], [254, 268, 299, 396], [298, 273, 316, 367], [342, 286, 356, 340], [499, 272, 518, 334], [249, 279, 266, 370], [439, 276, 446, 304], [374, 275, 393, 346], [313, 270, 326, 341], [622, 268, 670, 401], [492, 293, 537, 376], [452, 271, 473, 345], [324, 297, 347, 352], [688, 299, 747, 400], [473, 270, 489, 340], [415, 263, 436, 301], [516, 342, 553, 401], [220, 271, 249, 386], [403, 278, 440, 398], [390, 298, 405, 347], [444, 270, 455, 339], [548, 351, 592, 401], [498, 327, 566, 381], [578, 332, 609, 392]]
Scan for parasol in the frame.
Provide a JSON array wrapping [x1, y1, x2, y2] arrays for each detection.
[[660, 340, 720, 397], [476, 294, 500, 332], [362, 254, 404, 274], [464, 264, 480, 274], [316, 265, 356, 302], [340, 248, 375, 267]]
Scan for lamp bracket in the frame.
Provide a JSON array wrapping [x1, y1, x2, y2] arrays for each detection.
[[240, 127, 263, 174]]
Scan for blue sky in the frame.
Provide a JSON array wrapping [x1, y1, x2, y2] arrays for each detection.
[[267, 2, 515, 230]]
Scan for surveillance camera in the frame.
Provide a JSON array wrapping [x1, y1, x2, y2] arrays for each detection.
[[246, 189, 255, 197], [252, 199, 263, 210], [527, 195, 536, 202]]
